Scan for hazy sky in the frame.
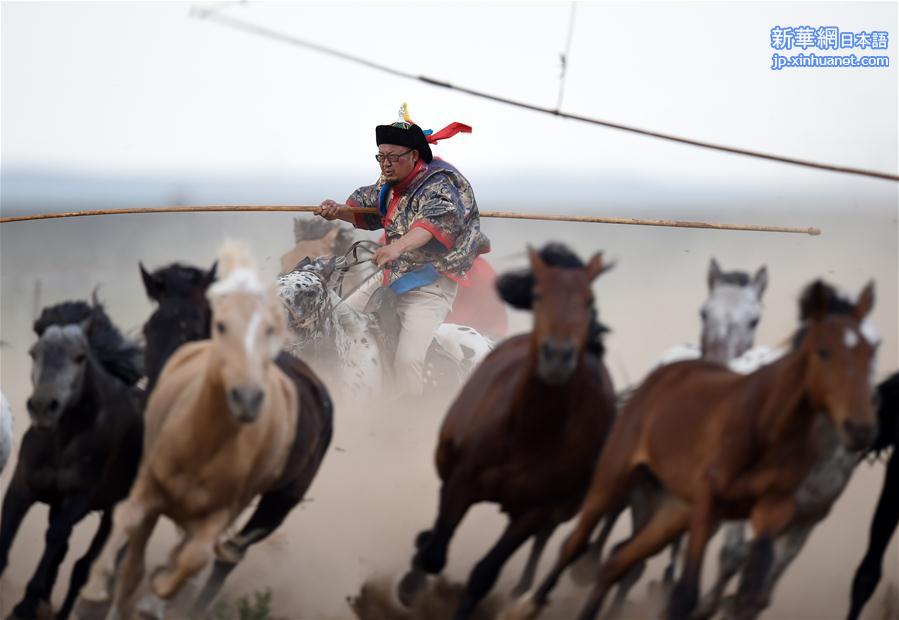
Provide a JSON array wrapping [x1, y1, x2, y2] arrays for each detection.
[[2, 1, 897, 191]]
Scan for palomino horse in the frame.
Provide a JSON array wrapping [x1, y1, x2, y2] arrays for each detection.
[[508, 279, 877, 620], [570, 258, 770, 607], [277, 257, 493, 403], [0, 300, 143, 620], [130, 258, 333, 615], [83, 243, 331, 618], [848, 370, 899, 620], [396, 243, 616, 620]]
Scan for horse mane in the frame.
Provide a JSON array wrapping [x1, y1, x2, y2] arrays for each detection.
[[209, 241, 266, 299], [33, 299, 144, 386], [495, 242, 611, 357], [790, 280, 854, 349], [870, 371, 899, 457], [713, 271, 751, 287], [151, 264, 216, 298]]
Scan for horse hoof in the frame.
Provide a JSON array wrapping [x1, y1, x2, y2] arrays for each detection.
[[496, 594, 539, 620], [72, 598, 112, 620], [414, 530, 432, 549], [135, 593, 166, 620], [396, 569, 428, 607], [150, 569, 178, 600]]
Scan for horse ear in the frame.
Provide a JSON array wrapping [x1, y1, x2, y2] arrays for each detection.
[[753, 265, 769, 299], [853, 281, 875, 321], [527, 246, 546, 277], [585, 252, 605, 282], [708, 258, 722, 291], [140, 262, 163, 300], [203, 261, 218, 288]]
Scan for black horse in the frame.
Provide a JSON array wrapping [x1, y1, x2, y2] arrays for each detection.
[[129, 260, 334, 614], [0, 300, 144, 620], [848, 370, 899, 620]]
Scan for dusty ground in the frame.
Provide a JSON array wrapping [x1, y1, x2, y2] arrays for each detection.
[[1, 201, 897, 619]]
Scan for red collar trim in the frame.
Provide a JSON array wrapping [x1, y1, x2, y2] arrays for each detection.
[[392, 159, 427, 195]]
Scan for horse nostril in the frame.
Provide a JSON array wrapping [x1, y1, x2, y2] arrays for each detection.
[[247, 389, 264, 410], [48, 399, 59, 412], [229, 388, 242, 405], [26, 397, 36, 412]]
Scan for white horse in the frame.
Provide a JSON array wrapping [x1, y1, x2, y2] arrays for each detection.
[[277, 258, 492, 404], [0, 391, 13, 474]]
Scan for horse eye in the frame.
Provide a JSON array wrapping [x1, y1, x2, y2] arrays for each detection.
[[749, 318, 760, 329], [216, 321, 226, 335], [74, 353, 87, 364], [817, 348, 830, 360], [700, 309, 708, 321]]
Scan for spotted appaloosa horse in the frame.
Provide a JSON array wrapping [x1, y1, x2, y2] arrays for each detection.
[[0, 300, 143, 620], [848, 370, 899, 620], [82, 243, 332, 619], [508, 279, 877, 620], [277, 257, 492, 403], [281, 216, 508, 339], [396, 243, 616, 620]]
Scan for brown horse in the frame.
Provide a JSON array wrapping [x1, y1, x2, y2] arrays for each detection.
[[508, 279, 877, 620], [83, 242, 308, 618], [396, 244, 616, 620]]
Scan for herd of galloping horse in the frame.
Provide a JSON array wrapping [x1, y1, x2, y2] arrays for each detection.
[[0, 228, 896, 620]]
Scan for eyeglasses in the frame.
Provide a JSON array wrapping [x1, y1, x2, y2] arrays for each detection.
[[375, 149, 413, 164]]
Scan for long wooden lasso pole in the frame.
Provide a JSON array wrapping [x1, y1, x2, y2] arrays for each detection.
[[0, 205, 821, 235]]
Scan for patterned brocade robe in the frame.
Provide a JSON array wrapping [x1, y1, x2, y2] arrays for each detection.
[[346, 159, 489, 287]]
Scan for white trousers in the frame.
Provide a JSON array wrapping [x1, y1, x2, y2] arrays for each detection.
[[346, 272, 458, 396]]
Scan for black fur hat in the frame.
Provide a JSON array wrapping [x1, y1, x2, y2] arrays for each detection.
[[375, 122, 433, 163]]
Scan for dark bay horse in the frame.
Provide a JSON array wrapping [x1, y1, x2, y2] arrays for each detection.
[[848, 370, 899, 620], [508, 279, 877, 620], [139, 261, 217, 392], [0, 300, 143, 620], [396, 243, 616, 620]]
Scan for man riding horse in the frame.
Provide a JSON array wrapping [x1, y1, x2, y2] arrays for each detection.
[[316, 105, 489, 396]]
